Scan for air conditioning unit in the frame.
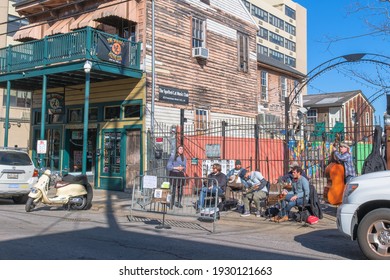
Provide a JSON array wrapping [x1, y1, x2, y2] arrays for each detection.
[[258, 20, 263, 25], [192, 47, 209, 59]]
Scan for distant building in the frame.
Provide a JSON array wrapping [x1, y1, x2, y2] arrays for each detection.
[[242, 0, 307, 125], [303, 90, 375, 143], [0, 0, 31, 149]]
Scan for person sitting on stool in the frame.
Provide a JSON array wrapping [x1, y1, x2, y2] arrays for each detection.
[[273, 166, 310, 223], [240, 170, 268, 218], [198, 163, 227, 210]]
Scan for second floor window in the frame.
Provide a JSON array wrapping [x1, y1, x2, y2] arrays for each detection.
[[192, 18, 205, 48], [280, 76, 287, 102], [293, 80, 301, 105], [307, 109, 317, 125], [3, 90, 31, 108], [261, 71, 268, 101], [237, 32, 249, 72], [195, 109, 208, 131]]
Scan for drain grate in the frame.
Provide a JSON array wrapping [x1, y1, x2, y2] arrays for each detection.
[[127, 215, 207, 231]]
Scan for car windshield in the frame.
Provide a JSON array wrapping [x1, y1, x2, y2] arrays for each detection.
[[0, 151, 32, 166]]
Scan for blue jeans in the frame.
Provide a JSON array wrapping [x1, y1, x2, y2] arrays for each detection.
[[279, 193, 305, 217], [198, 185, 223, 209]]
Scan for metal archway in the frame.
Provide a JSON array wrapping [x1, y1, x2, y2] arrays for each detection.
[[284, 53, 390, 173]]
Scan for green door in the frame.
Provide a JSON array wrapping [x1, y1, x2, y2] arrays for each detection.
[[99, 129, 124, 190]]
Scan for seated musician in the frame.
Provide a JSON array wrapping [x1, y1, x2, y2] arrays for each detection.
[[272, 166, 310, 223], [226, 160, 247, 199], [240, 170, 268, 218], [197, 163, 227, 210], [276, 161, 309, 185]]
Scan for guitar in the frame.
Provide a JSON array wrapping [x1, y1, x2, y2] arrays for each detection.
[[242, 184, 261, 194]]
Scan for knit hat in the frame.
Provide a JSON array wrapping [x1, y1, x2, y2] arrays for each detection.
[[289, 161, 299, 168], [235, 160, 242, 165]]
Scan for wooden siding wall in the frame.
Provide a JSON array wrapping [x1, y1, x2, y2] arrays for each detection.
[[345, 93, 375, 142], [144, 0, 259, 119]]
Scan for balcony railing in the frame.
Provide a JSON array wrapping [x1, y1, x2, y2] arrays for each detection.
[[0, 27, 141, 74]]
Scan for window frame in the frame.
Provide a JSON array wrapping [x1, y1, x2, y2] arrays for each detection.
[[261, 71, 268, 102], [280, 76, 287, 103], [237, 32, 249, 72], [307, 109, 317, 124], [104, 106, 121, 121], [194, 109, 209, 131], [192, 17, 206, 48]]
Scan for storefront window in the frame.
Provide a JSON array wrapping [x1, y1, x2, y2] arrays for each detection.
[[123, 104, 141, 119], [104, 106, 120, 120], [103, 132, 121, 174], [68, 108, 82, 123]]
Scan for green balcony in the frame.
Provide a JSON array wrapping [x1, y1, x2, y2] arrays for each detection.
[[0, 27, 142, 90]]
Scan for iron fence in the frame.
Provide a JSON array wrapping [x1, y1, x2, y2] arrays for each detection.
[[146, 117, 377, 196]]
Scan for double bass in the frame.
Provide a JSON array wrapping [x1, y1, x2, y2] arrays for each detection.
[[324, 134, 345, 206]]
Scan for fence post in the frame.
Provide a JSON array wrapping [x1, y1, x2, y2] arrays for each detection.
[[222, 121, 227, 159], [255, 123, 259, 171], [180, 109, 185, 146]]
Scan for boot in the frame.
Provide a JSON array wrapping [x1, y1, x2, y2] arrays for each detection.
[[278, 215, 289, 223]]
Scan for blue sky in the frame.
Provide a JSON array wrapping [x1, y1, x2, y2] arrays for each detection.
[[294, 0, 390, 126]]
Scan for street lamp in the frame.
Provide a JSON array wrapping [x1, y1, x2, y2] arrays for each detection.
[[82, 60, 92, 174]]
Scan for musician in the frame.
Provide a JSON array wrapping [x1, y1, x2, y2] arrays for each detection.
[[197, 163, 227, 210], [277, 161, 309, 184], [226, 160, 247, 198], [240, 170, 268, 218], [333, 142, 356, 184], [273, 166, 310, 223]]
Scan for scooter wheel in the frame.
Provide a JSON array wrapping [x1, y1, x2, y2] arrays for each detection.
[[25, 197, 35, 212]]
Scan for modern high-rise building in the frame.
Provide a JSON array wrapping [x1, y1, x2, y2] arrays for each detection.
[[243, 0, 307, 74], [242, 0, 307, 123], [0, 0, 31, 149]]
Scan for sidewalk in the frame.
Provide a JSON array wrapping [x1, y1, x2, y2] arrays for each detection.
[[90, 188, 338, 231]]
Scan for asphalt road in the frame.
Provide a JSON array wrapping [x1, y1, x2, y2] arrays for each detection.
[[0, 193, 364, 260]]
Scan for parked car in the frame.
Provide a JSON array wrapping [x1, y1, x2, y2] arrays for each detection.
[[337, 171, 390, 260], [0, 149, 38, 204]]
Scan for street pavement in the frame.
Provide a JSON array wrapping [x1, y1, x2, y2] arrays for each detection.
[[88, 189, 364, 260]]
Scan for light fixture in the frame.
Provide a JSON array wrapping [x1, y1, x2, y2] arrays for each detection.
[[83, 60, 92, 73]]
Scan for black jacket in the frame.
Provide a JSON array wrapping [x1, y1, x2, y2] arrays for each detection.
[[307, 184, 323, 219]]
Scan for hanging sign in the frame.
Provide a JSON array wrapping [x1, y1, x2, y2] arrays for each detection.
[[47, 92, 65, 115]]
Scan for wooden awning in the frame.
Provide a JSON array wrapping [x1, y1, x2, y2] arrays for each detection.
[[13, 22, 49, 42], [92, 0, 138, 24], [44, 17, 74, 36], [70, 12, 100, 30]]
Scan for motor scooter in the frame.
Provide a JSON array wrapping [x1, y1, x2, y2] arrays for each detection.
[[25, 169, 93, 212]]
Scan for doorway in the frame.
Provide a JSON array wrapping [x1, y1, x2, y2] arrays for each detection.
[[67, 128, 97, 173]]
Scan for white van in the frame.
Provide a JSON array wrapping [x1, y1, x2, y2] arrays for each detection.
[[337, 171, 390, 260]]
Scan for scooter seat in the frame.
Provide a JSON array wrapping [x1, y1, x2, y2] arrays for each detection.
[[61, 174, 89, 185]]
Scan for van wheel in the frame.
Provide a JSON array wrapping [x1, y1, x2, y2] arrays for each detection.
[[357, 208, 390, 260], [13, 195, 28, 204]]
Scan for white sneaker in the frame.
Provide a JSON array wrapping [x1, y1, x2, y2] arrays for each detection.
[[240, 212, 251, 217], [255, 211, 261, 217]]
